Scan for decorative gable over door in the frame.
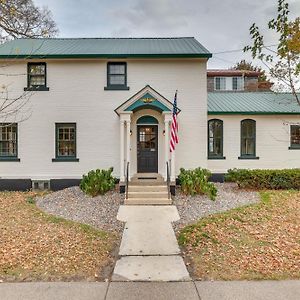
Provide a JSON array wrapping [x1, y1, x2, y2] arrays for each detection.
[[114, 85, 176, 115]]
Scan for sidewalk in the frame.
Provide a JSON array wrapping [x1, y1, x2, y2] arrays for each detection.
[[112, 205, 190, 281], [1, 280, 300, 300]]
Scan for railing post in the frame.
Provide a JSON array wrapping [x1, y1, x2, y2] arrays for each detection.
[[166, 161, 171, 200], [125, 162, 129, 200]]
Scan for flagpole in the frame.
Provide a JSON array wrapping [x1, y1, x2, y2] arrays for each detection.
[[170, 90, 178, 182]]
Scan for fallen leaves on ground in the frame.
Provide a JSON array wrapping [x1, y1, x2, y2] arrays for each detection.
[[0, 192, 117, 282], [178, 190, 300, 280]]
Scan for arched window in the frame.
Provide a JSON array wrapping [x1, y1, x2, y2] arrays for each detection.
[[240, 119, 256, 158], [208, 119, 224, 158]]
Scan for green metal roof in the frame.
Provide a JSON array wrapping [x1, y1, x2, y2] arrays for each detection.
[[208, 92, 300, 115], [0, 37, 212, 59]]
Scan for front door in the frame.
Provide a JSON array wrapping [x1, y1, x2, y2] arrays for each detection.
[[137, 125, 158, 173]]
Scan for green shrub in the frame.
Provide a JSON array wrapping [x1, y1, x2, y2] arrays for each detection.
[[80, 167, 115, 196], [178, 167, 217, 200], [225, 168, 300, 190]]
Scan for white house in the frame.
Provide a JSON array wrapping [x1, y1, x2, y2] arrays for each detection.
[[0, 37, 299, 192]]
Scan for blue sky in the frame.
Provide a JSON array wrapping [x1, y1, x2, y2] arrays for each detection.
[[35, 0, 300, 68]]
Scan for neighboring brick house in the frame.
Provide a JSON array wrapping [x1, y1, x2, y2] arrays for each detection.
[[0, 37, 299, 191], [207, 69, 273, 92]]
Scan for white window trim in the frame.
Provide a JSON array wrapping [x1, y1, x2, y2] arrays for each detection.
[[214, 76, 245, 91], [214, 77, 226, 91]]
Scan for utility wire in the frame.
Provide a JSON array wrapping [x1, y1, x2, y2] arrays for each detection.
[[212, 44, 279, 55]]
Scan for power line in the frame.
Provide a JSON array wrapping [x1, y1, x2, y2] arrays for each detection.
[[212, 56, 236, 64], [212, 44, 278, 55]]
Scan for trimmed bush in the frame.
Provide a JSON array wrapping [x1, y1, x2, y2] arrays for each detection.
[[178, 167, 217, 200], [80, 167, 115, 196], [225, 168, 300, 190]]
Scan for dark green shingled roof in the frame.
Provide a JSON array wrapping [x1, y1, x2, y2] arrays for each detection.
[[208, 92, 300, 115], [0, 37, 212, 59]]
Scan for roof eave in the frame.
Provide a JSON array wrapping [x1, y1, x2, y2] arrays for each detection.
[[0, 53, 212, 59], [208, 111, 300, 115]]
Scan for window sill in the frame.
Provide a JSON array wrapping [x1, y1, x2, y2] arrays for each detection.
[[208, 156, 226, 160], [104, 86, 130, 91], [288, 146, 300, 150], [52, 158, 79, 162], [238, 156, 259, 160], [24, 86, 49, 91], [0, 157, 20, 162]]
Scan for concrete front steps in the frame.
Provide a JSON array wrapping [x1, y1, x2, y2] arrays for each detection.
[[125, 173, 172, 205]]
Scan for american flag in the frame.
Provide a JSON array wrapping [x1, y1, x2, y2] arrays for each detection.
[[170, 90, 179, 152]]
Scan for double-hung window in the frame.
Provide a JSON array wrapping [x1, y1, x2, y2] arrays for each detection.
[[105, 62, 129, 90], [53, 123, 79, 162], [0, 123, 19, 161], [214, 77, 226, 91], [232, 77, 244, 91], [25, 62, 49, 91], [239, 119, 258, 159], [290, 125, 300, 149], [208, 119, 224, 159]]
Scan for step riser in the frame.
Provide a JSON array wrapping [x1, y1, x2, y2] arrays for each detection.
[[129, 186, 167, 192], [129, 181, 166, 186], [125, 199, 172, 205], [128, 192, 169, 199]]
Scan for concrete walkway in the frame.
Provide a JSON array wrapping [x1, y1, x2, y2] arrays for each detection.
[[112, 205, 190, 281], [1, 281, 300, 300]]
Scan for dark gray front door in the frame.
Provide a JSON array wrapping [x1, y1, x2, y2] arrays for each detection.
[[137, 125, 158, 173]]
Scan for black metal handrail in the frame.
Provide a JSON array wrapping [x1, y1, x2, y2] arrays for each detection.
[[125, 161, 129, 200], [166, 161, 171, 200]]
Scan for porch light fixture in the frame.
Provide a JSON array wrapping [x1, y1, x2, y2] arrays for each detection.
[[130, 129, 132, 136], [163, 130, 166, 136]]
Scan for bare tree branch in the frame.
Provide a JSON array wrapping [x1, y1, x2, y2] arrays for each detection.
[[0, 0, 58, 123]]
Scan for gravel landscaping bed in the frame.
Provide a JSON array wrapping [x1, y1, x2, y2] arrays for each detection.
[[173, 182, 260, 231], [36, 186, 124, 234]]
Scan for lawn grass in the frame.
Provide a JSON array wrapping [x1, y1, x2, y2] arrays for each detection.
[[178, 190, 300, 280], [0, 191, 117, 282]]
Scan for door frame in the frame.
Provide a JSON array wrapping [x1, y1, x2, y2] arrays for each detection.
[[137, 124, 158, 173]]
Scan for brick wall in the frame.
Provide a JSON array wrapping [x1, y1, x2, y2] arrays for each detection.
[[244, 77, 259, 91]]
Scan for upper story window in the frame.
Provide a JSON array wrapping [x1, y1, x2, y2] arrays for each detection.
[[0, 123, 20, 161], [290, 125, 300, 149], [232, 77, 244, 91], [52, 123, 79, 162], [208, 119, 225, 159], [25, 62, 49, 91], [104, 62, 129, 90], [215, 77, 226, 91], [214, 76, 244, 91], [239, 119, 258, 159]]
